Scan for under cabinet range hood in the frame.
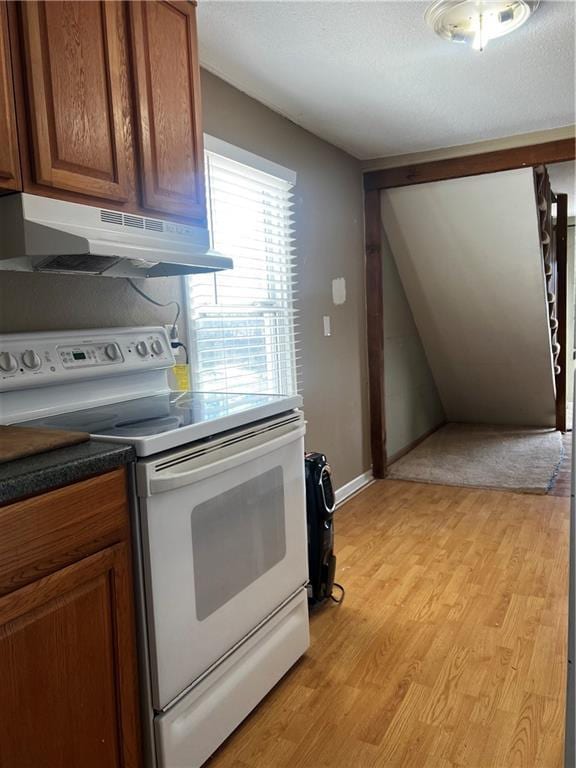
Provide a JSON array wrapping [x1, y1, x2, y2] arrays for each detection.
[[0, 194, 233, 278]]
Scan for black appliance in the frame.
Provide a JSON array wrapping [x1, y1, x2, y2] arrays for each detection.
[[304, 452, 344, 605]]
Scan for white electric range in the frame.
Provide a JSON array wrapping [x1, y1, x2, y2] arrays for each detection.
[[0, 326, 310, 768]]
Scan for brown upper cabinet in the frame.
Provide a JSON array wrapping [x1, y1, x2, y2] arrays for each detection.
[[0, 0, 21, 191], [129, 0, 207, 224], [17, 1, 137, 205], [6, 0, 207, 224]]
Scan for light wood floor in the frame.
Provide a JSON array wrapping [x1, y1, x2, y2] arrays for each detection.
[[206, 480, 570, 768]]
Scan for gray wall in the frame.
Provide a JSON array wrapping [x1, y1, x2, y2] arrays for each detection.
[[382, 226, 445, 460], [0, 274, 185, 334], [0, 69, 370, 487], [569, 222, 575, 404], [199, 71, 370, 486]]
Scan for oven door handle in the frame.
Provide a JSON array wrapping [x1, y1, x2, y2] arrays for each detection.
[[148, 424, 305, 494]]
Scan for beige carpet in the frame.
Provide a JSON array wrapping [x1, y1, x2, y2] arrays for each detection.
[[387, 423, 564, 494]]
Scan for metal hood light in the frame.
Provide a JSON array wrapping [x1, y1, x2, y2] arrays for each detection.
[[425, 0, 540, 51], [0, 194, 233, 279]]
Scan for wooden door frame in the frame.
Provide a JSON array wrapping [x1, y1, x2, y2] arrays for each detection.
[[364, 139, 576, 477], [364, 189, 386, 478], [555, 193, 569, 432]]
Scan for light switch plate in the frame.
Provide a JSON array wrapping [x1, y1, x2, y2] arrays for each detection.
[[332, 277, 346, 305]]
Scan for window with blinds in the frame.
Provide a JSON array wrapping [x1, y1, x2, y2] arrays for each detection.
[[186, 140, 299, 395]]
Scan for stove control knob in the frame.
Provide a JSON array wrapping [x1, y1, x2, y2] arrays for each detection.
[[22, 350, 41, 370], [136, 341, 149, 357], [0, 352, 18, 373], [105, 344, 120, 361], [151, 339, 163, 356]]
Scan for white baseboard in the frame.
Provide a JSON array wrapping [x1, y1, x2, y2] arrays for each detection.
[[335, 469, 374, 507]]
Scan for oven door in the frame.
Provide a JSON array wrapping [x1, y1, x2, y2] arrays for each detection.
[[137, 414, 308, 711]]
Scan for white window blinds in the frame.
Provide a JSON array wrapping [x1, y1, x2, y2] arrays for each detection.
[[186, 143, 299, 395]]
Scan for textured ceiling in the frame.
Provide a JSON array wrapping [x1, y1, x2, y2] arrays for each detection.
[[197, 0, 576, 160]]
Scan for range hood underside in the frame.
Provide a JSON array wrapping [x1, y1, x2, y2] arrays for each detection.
[[0, 250, 230, 278], [0, 194, 233, 278]]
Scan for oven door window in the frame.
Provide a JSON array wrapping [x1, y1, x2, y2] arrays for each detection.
[[191, 466, 286, 621]]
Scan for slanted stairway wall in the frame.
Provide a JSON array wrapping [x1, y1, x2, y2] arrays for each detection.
[[382, 223, 446, 460], [381, 168, 556, 428]]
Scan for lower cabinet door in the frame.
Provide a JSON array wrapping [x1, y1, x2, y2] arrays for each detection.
[[0, 543, 141, 768]]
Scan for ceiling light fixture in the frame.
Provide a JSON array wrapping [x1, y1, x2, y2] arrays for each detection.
[[425, 1, 540, 52]]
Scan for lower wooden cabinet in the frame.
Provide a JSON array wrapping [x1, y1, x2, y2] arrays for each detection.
[[0, 469, 141, 768]]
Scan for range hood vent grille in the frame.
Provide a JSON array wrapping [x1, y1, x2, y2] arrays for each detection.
[[36, 254, 121, 275], [100, 208, 165, 233], [100, 210, 123, 226], [145, 218, 164, 232]]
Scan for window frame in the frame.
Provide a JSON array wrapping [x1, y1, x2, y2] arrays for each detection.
[[183, 135, 299, 396]]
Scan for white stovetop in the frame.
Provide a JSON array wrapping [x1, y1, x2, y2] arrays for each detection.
[[19, 390, 303, 457]]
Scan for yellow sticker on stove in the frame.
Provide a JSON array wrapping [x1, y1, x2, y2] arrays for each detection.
[[172, 364, 191, 391]]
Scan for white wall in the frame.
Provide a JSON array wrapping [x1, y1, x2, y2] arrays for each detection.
[[381, 168, 556, 427]]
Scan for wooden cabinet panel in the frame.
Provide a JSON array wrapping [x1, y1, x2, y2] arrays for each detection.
[[0, 543, 140, 768], [0, 0, 20, 190], [19, 1, 136, 203], [0, 468, 129, 596], [130, 0, 207, 223]]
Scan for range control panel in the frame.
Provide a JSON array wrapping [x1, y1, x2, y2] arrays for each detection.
[[0, 327, 175, 391]]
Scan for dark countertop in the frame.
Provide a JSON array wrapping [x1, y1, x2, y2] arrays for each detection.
[[0, 440, 135, 505]]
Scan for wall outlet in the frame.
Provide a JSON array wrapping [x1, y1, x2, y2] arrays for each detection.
[[164, 323, 179, 344]]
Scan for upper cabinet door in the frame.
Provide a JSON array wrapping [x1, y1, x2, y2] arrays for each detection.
[[129, 1, 207, 224], [19, 1, 135, 203], [0, 0, 21, 191]]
